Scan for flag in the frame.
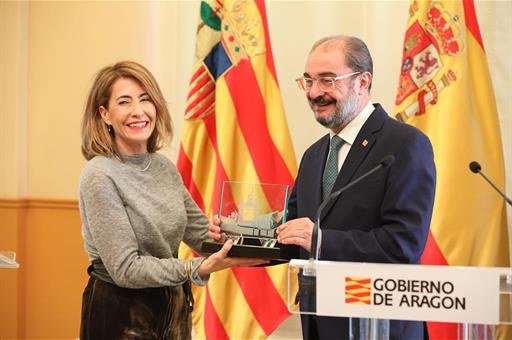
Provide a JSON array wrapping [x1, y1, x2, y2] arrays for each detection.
[[393, 0, 509, 338], [177, 0, 298, 338]]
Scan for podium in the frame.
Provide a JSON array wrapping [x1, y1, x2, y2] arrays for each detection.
[[0, 251, 20, 269], [288, 259, 512, 340]]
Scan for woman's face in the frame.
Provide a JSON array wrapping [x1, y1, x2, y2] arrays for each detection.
[[100, 77, 156, 155]]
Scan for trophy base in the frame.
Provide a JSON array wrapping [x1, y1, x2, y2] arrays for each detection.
[[201, 241, 287, 261]]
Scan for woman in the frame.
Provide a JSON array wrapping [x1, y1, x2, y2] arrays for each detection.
[[79, 61, 264, 339]]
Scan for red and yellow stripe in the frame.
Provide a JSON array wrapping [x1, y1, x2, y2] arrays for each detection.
[[177, 0, 297, 339], [394, 1, 509, 338], [345, 278, 371, 305]]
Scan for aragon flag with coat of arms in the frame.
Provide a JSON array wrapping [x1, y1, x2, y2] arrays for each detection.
[[393, 0, 510, 338], [177, 0, 298, 339]]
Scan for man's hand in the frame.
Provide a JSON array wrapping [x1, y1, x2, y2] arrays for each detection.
[[276, 217, 315, 252]]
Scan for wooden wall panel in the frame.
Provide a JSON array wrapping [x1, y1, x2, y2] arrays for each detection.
[[0, 200, 24, 339], [0, 199, 89, 339]]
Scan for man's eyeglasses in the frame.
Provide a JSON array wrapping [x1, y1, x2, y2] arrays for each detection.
[[295, 72, 361, 92]]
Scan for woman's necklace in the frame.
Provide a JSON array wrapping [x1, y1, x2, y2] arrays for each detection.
[[113, 152, 152, 172]]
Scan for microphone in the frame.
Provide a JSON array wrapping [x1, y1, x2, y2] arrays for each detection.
[[469, 161, 512, 206], [304, 155, 396, 275]]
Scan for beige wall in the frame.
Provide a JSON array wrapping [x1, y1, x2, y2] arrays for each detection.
[[22, 2, 179, 198], [0, 1, 28, 198]]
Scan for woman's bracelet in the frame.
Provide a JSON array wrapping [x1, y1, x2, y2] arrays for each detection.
[[184, 260, 192, 282]]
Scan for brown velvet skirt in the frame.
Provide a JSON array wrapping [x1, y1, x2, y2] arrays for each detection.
[[80, 276, 192, 340]]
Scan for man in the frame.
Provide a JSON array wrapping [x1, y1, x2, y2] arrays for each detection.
[[276, 36, 436, 339]]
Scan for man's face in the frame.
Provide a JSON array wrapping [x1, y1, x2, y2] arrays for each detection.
[[304, 48, 360, 131]]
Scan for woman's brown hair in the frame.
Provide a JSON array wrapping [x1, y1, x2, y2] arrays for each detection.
[[81, 61, 172, 160]]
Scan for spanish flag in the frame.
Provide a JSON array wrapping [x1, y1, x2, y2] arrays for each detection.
[[393, 0, 509, 338], [177, 0, 297, 338]]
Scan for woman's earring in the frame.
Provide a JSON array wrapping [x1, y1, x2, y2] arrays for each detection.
[[107, 124, 112, 132]]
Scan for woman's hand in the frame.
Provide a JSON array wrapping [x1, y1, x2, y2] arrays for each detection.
[[197, 239, 268, 277], [207, 215, 223, 242]]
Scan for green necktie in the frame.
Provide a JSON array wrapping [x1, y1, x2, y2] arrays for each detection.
[[322, 135, 343, 201]]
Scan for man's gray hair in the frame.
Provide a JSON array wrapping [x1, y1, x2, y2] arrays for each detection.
[[311, 35, 373, 90]]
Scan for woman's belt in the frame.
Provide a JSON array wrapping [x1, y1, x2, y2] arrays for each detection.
[[87, 258, 195, 310]]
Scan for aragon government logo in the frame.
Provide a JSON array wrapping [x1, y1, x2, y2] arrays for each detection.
[[345, 277, 371, 305]]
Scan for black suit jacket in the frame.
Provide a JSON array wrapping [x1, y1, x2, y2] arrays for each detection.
[[286, 104, 436, 340]]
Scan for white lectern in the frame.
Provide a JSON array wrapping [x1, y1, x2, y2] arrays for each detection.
[[288, 259, 511, 340]]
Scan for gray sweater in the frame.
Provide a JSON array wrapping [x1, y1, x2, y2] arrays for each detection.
[[79, 152, 210, 289]]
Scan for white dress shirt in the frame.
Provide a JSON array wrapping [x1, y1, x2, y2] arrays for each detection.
[[329, 101, 375, 171]]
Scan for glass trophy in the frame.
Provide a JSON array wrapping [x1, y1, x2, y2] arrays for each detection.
[[201, 181, 290, 260]]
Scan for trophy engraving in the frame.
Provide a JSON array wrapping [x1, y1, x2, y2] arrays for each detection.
[[201, 181, 290, 259]]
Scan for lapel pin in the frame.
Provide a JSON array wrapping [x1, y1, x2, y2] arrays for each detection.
[[362, 139, 369, 147]]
